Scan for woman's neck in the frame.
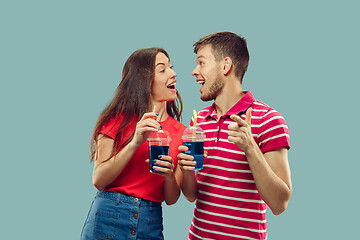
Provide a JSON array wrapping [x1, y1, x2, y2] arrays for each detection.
[[152, 101, 168, 122]]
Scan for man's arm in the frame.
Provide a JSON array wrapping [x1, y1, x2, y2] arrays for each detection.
[[229, 109, 292, 215], [245, 146, 292, 215]]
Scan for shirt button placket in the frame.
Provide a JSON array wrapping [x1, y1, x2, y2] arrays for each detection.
[[216, 119, 221, 143]]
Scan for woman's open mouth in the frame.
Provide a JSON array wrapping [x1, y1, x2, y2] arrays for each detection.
[[167, 81, 177, 92]]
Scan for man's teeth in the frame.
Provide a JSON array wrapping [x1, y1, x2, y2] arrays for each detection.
[[198, 80, 205, 85]]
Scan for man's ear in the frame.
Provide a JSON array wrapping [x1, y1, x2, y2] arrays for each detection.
[[223, 57, 233, 75]]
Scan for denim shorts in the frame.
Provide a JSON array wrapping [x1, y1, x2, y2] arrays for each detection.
[[81, 191, 164, 240]]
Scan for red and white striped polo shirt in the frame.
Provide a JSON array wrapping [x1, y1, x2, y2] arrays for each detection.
[[188, 91, 290, 240]]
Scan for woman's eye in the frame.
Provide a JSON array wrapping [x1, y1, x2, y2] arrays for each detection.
[[170, 65, 174, 69], [160, 69, 165, 73]]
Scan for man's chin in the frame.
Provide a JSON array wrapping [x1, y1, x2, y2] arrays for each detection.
[[200, 94, 215, 102]]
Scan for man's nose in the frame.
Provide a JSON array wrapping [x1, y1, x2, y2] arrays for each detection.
[[192, 65, 199, 76]]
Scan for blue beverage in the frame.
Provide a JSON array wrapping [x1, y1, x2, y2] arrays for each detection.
[[149, 145, 169, 173], [184, 142, 204, 171]]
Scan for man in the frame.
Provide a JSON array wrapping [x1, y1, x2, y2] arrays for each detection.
[[178, 31, 292, 240]]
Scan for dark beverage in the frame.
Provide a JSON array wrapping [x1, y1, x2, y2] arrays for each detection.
[[149, 145, 169, 173], [184, 141, 204, 171]]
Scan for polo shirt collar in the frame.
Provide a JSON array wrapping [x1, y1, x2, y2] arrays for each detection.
[[204, 91, 255, 119]]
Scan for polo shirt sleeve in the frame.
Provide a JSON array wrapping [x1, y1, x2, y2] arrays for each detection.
[[257, 109, 290, 153]]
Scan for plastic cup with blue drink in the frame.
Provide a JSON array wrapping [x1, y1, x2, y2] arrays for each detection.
[[147, 130, 171, 173], [182, 110, 206, 171]]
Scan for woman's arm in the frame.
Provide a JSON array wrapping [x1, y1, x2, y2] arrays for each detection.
[[148, 155, 181, 205], [177, 145, 198, 202], [92, 136, 137, 190], [93, 112, 161, 190], [163, 161, 181, 205]]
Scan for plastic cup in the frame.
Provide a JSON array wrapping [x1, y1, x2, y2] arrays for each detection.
[[182, 126, 206, 171], [147, 130, 171, 173]]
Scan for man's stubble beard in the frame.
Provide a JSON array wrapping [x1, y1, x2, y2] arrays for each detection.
[[200, 72, 224, 102]]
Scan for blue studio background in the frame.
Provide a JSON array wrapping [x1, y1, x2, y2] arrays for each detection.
[[1, 0, 359, 239]]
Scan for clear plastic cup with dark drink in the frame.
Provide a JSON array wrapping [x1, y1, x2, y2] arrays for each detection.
[[147, 130, 171, 173], [182, 126, 206, 171]]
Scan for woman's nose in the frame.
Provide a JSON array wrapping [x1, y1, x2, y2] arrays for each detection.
[[170, 68, 177, 78]]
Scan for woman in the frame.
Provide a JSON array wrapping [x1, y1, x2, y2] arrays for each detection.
[[81, 47, 186, 240]]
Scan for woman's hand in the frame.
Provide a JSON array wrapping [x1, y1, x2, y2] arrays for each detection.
[[131, 112, 161, 148], [145, 155, 175, 179]]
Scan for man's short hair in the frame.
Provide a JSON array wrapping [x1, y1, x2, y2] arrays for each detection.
[[194, 31, 249, 83]]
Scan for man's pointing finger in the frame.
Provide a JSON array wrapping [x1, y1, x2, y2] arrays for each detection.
[[245, 108, 252, 125], [230, 114, 248, 127]]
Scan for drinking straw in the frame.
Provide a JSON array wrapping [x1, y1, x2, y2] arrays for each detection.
[[192, 109, 197, 142], [153, 105, 166, 156], [152, 105, 157, 120]]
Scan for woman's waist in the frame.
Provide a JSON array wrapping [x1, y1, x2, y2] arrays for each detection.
[[96, 190, 162, 206]]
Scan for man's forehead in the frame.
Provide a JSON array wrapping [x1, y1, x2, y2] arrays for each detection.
[[197, 45, 214, 59]]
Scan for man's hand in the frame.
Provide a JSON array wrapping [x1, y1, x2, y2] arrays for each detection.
[[177, 145, 196, 171], [228, 108, 255, 152]]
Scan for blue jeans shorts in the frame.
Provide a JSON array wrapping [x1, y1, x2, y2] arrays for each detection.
[[81, 191, 164, 240]]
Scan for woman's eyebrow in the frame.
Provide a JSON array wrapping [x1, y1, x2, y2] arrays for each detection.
[[155, 62, 165, 67]]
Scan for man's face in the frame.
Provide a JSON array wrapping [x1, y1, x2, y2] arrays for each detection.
[[192, 45, 224, 102]]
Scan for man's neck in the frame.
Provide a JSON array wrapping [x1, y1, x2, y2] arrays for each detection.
[[214, 83, 244, 118]]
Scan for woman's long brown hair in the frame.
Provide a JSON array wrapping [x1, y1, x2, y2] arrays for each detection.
[[90, 48, 183, 162]]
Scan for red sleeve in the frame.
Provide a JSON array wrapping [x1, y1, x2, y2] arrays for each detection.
[[258, 109, 290, 153], [99, 118, 121, 140]]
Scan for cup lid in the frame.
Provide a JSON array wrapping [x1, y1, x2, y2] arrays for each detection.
[[182, 126, 205, 141], [147, 129, 171, 142]]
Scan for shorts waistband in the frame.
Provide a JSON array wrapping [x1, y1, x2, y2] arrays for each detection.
[[96, 190, 161, 206]]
